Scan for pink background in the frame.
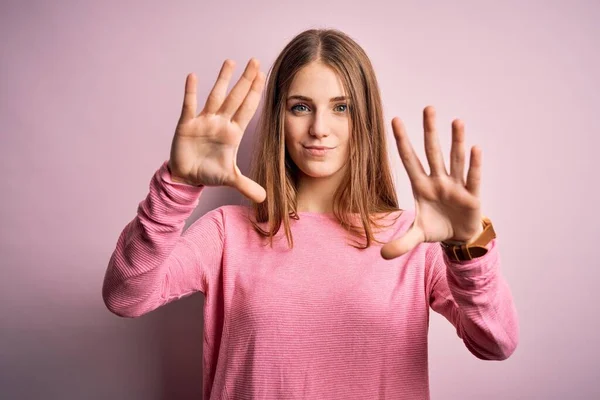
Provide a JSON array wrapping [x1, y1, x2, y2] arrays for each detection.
[[1, 0, 598, 399]]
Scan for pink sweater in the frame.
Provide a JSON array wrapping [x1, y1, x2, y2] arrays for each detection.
[[102, 160, 519, 400]]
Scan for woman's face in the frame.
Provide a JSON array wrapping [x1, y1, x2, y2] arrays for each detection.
[[284, 61, 351, 181]]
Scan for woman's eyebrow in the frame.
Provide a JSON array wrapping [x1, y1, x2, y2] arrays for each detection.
[[287, 95, 348, 102]]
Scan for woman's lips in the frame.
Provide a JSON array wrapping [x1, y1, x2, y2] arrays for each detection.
[[302, 145, 335, 156]]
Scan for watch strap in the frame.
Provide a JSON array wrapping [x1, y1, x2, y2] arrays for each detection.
[[440, 217, 496, 261]]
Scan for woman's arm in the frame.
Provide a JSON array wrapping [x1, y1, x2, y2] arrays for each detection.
[[426, 239, 519, 360], [102, 161, 224, 318]]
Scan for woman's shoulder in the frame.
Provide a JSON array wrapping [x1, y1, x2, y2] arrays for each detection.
[[372, 208, 415, 227], [370, 208, 416, 242], [208, 204, 253, 223], [375, 208, 414, 221]]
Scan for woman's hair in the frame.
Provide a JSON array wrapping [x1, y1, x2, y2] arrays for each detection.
[[249, 28, 401, 249]]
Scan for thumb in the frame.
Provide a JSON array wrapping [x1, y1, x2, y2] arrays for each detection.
[[380, 225, 424, 260], [231, 173, 267, 203]]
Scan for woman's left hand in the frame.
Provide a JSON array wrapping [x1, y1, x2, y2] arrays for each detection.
[[381, 106, 485, 260]]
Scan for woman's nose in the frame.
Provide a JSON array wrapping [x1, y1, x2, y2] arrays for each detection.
[[309, 113, 329, 138]]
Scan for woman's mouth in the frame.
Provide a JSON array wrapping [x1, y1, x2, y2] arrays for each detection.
[[302, 145, 335, 157]]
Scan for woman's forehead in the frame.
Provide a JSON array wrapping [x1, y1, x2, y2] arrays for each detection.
[[287, 62, 347, 100]]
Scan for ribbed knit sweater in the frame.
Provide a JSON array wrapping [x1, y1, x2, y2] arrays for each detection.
[[102, 160, 519, 400]]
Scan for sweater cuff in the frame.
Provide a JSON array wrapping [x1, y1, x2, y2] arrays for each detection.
[[157, 160, 205, 201], [442, 238, 500, 279], [141, 161, 205, 223]]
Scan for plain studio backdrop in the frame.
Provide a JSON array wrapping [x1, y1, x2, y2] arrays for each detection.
[[1, 0, 598, 399]]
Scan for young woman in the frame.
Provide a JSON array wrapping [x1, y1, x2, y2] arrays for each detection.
[[103, 28, 518, 400]]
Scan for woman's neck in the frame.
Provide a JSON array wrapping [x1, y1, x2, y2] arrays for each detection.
[[295, 169, 346, 213]]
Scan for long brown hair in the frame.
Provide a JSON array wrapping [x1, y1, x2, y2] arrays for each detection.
[[249, 28, 402, 249]]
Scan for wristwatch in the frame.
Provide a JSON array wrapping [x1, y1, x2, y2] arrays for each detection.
[[440, 216, 496, 261]]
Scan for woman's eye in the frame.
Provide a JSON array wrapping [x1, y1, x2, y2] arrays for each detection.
[[290, 103, 349, 113], [291, 104, 309, 112]]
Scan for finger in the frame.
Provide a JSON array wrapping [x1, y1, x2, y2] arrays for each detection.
[[423, 106, 448, 176], [231, 70, 266, 130], [392, 117, 427, 182], [232, 173, 267, 203], [449, 119, 466, 182], [380, 226, 424, 260], [465, 146, 482, 197], [219, 58, 260, 118], [202, 59, 236, 115], [180, 73, 197, 122]]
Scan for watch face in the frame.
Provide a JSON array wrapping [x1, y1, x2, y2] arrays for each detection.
[[482, 220, 497, 242], [441, 218, 495, 261]]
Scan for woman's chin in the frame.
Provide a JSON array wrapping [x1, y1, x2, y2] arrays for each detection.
[[297, 165, 344, 180]]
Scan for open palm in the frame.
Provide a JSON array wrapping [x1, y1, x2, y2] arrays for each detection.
[[381, 106, 485, 260], [168, 58, 266, 203]]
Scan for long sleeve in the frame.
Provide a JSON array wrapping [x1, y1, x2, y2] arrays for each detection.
[[102, 160, 225, 318], [426, 239, 519, 360]]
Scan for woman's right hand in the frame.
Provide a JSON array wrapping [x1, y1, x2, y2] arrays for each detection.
[[168, 58, 267, 203]]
